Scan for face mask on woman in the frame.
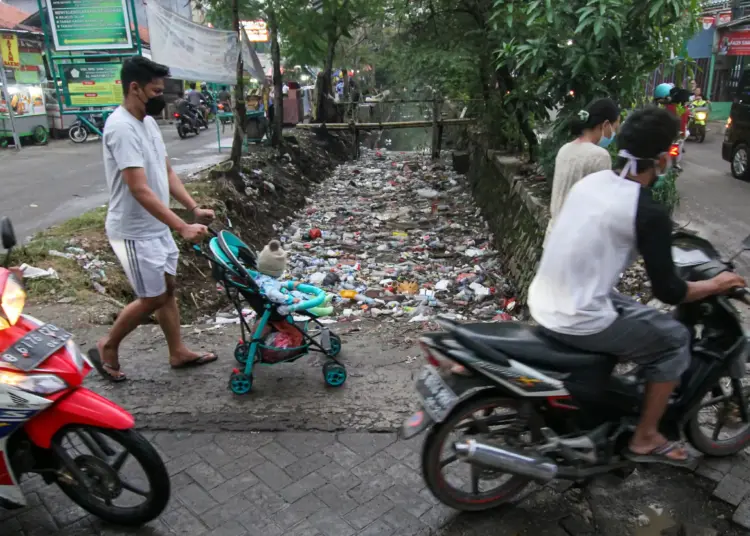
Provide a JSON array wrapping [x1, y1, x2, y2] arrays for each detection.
[[597, 121, 616, 148]]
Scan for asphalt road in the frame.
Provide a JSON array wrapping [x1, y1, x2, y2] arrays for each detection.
[[0, 122, 232, 242], [677, 123, 750, 276]]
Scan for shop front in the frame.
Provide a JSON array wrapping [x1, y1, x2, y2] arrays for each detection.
[[0, 30, 48, 146]]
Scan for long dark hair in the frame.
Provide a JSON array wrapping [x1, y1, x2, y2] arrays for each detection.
[[570, 98, 620, 136]]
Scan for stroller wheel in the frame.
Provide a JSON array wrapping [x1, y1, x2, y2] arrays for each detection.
[[234, 342, 251, 364], [323, 362, 347, 387], [229, 371, 253, 395], [328, 334, 342, 357]]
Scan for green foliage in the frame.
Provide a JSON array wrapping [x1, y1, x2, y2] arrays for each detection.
[[652, 167, 681, 212]]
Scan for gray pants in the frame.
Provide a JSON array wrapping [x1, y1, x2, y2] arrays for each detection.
[[541, 293, 691, 382]]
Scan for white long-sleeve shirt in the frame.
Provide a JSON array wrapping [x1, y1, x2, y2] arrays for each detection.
[[547, 140, 612, 237]]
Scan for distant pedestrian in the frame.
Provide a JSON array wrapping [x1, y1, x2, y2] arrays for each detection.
[[91, 56, 218, 382], [547, 98, 620, 238]]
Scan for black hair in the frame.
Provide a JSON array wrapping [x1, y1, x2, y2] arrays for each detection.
[[120, 56, 169, 96], [189, 82, 197, 90], [222, 85, 228, 90], [570, 98, 620, 136], [615, 106, 679, 172]]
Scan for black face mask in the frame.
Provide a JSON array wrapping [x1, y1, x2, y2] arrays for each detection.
[[138, 87, 166, 116]]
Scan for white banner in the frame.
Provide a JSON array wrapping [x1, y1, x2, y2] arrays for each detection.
[[146, 2, 240, 83]]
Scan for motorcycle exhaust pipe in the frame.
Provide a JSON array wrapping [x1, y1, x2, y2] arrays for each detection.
[[454, 439, 558, 482]]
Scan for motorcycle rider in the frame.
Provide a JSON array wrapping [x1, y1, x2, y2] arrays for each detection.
[[200, 83, 217, 116], [654, 82, 689, 170], [528, 106, 747, 466]]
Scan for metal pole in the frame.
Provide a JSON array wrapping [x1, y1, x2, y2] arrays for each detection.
[[0, 55, 22, 151]]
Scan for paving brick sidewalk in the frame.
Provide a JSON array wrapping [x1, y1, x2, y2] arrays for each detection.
[[3, 430, 749, 536], [4, 431, 453, 536]]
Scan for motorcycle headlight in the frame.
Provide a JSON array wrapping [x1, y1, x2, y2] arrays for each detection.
[[0, 371, 67, 395], [0, 276, 26, 330], [696, 112, 707, 121]]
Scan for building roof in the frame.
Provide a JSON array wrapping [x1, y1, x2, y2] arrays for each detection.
[[0, 3, 31, 30]]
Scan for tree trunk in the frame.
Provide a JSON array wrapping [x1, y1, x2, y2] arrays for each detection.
[[268, 3, 283, 148], [315, 34, 337, 123], [230, 0, 246, 173], [342, 67, 349, 119], [496, 66, 538, 161]]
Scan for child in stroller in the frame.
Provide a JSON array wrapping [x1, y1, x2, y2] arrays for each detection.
[[195, 229, 346, 394], [254, 240, 333, 317]]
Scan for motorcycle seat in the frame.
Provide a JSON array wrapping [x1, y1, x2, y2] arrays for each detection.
[[460, 322, 615, 371]]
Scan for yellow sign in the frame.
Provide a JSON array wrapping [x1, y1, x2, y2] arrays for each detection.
[[1, 33, 20, 68], [241, 20, 269, 42]]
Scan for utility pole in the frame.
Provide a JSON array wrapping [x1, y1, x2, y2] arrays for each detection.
[[0, 54, 21, 151]]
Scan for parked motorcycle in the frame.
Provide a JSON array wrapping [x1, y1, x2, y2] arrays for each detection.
[[68, 114, 105, 144], [687, 100, 709, 143], [402, 231, 750, 512], [0, 217, 170, 525]]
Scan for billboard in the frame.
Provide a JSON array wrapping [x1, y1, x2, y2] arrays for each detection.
[[62, 63, 122, 107], [241, 20, 269, 42], [45, 0, 134, 51], [719, 30, 750, 56], [1, 34, 20, 68]]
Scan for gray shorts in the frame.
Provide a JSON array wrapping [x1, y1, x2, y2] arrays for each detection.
[[110, 234, 179, 298], [541, 293, 691, 382]]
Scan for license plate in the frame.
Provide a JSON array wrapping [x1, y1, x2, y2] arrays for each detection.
[[1, 324, 71, 372], [415, 366, 459, 423]]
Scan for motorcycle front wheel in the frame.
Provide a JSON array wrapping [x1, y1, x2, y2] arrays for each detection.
[[687, 377, 750, 456], [421, 395, 532, 511], [68, 125, 88, 144], [53, 426, 170, 526]]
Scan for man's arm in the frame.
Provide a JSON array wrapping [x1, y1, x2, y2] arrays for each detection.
[[166, 158, 197, 211], [165, 158, 215, 224], [122, 167, 188, 233], [636, 191, 741, 303]]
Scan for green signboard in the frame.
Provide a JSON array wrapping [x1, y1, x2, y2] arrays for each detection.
[[62, 63, 122, 107], [45, 0, 133, 51]]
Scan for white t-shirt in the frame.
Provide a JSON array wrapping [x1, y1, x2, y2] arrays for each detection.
[[102, 106, 170, 240], [529, 170, 641, 335]]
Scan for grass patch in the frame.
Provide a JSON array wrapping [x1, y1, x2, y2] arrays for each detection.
[[14, 206, 131, 304], [15, 180, 223, 311]]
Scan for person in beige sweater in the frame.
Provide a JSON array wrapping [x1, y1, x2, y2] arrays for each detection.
[[547, 98, 621, 237]]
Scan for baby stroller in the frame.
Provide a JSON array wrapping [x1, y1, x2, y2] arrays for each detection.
[[194, 229, 346, 394]]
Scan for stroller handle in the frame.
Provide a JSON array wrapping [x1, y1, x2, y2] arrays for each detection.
[[283, 282, 327, 312]]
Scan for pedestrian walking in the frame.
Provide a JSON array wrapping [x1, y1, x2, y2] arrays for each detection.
[[547, 98, 620, 238], [90, 56, 218, 382]]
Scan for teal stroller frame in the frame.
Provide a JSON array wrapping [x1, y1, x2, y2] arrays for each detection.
[[194, 229, 346, 395]]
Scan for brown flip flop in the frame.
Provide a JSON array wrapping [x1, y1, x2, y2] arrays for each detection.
[[170, 352, 219, 369]]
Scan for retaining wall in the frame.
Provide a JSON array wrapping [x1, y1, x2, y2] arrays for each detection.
[[466, 142, 550, 301]]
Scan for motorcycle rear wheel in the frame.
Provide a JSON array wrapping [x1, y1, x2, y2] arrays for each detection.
[[421, 395, 531, 511], [53, 426, 170, 526], [177, 124, 187, 139]]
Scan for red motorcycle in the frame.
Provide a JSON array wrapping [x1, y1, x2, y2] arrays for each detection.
[[0, 217, 169, 525]]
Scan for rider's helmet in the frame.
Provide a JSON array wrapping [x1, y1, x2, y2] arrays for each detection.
[[201, 83, 207, 90], [654, 83, 674, 102]]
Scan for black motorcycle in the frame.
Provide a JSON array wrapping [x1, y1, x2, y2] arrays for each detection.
[[402, 231, 750, 511], [174, 102, 207, 139], [174, 110, 200, 139]]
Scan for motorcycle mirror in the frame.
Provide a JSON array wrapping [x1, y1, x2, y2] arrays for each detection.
[[1, 217, 17, 250]]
